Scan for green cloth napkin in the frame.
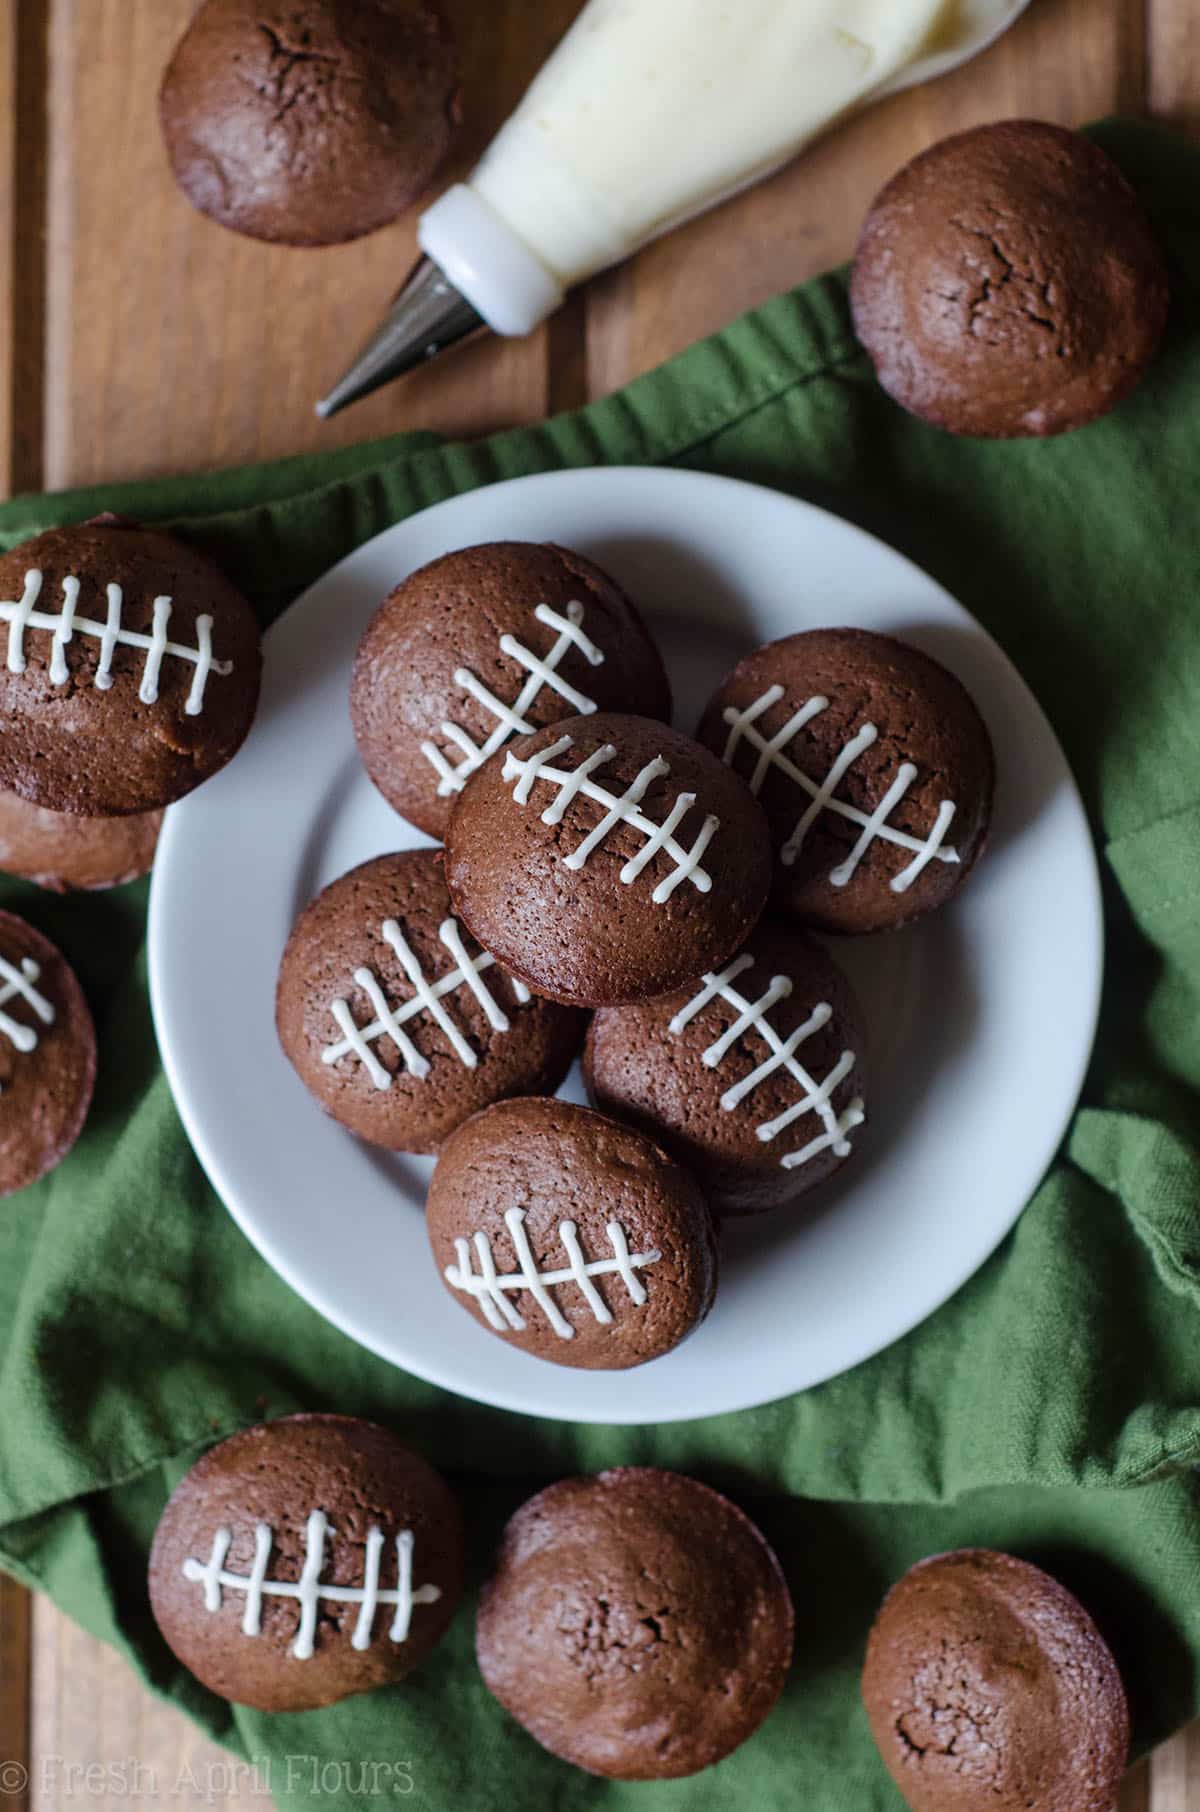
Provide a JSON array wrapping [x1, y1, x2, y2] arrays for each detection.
[[2, 118, 1200, 1810]]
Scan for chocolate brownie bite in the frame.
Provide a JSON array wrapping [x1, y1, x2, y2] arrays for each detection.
[[149, 1414, 464, 1712], [351, 542, 672, 841], [586, 918, 865, 1216], [697, 630, 993, 934], [160, 0, 459, 247], [851, 120, 1169, 438], [445, 713, 772, 1007], [0, 792, 161, 892], [427, 1098, 717, 1369], [276, 850, 582, 1153], [0, 912, 95, 1196], [477, 1468, 793, 1778], [0, 516, 260, 817], [862, 1549, 1129, 1812]]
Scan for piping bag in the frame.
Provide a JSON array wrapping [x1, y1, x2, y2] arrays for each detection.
[[316, 0, 1030, 418]]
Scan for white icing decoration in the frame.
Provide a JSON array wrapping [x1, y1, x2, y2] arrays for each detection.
[[501, 734, 719, 904], [720, 685, 958, 892], [0, 568, 232, 715], [444, 1205, 661, 1341], [669, 952, 865, 1170], [421, 599, 605, 795], [182, 1513, 441, 1660], [0, 953, 55, 1093], [322, 915, 531, 1089]]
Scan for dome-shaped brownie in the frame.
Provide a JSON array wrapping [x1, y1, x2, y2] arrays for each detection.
[[351, 542, 672, 840], [0, 792, 161, 891], [0, 516, 260, 816], [276, 849, 583, 1153], [160, 0, 459, 247], [445, 713, 772, 1006], [862, 1549, 1129, 1812], [477, 1468, 794, 1778], [0, 911, 95, 1196], [427, 1097, 717, 1369], [697, 630, 993, 934], [148, 1414, 465, 1712], [850, 121, 1169, 439], [586, 919, 866, 1215]]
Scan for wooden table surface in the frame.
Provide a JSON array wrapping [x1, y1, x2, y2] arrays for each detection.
[[0, 0, 1196, 1805]]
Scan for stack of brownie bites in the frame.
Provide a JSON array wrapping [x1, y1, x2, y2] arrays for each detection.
[[0, 514, 260, 1193], [277, 539, 995, 1368]]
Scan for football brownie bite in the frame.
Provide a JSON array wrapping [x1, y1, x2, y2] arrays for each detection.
[[427, 1097, 718, 1369], [0, 791, 161, 891], [351, 541, 672, 841], [862, 1549, 1129, 1812], [0, 911, 95, 1196], [586, 918, 866, 1215], [851, 120, 1169, 439], [160, 0, 459, 247], [697, 630, 993, 934], [276, 849, 583, 1153], [445, 712, 772, 1007], [0, 515, 260, 816], [149, 1414, 464, 1712], [476, 1468, 794, 1778]]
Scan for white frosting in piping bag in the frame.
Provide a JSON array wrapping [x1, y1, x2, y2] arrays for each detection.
[[418, 0, 1023, 333]]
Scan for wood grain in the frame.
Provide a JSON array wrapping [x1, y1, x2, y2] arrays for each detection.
[[3, 0, 1198, 1804], [40, 0, 587, 490], [1122, 1758, 1152, 1812], [0, 0, 48, 498], [0, 1576, 31, 1812], [1147, 0, 1200, 128], [1149, 1727, 1200, 1810], [28, 1598, 249, 1812]]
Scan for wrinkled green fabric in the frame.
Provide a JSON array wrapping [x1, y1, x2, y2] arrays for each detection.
[[1, 119, 1199, 1809]]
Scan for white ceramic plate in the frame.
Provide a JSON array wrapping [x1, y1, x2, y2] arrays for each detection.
[[149, 468, 1102, 1425]]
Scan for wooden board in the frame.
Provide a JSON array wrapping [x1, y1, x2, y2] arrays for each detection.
[[0, 0, 1196, 1803]]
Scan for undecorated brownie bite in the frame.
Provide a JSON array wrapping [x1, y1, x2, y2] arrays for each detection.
[[586, 918, 866, 1215], [0, 911, 95, 1196], [0, 791, 161, 892], [445, 712, 772, 1007], [427, 1097, 718, 1369], [476, 1468, 794, 1778], [149, 1414, 465, 1712], [276, 849, 583, 1153], [352, 542, 672, 840], [851, 120, 1169, 439], [0, 515, 260, 817], [160, 0, 459, 246], [862, 1549, 1129, 1812], [697, 630, 993, 934]]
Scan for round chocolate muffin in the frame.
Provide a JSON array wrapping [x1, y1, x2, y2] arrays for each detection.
[[862, 1549, 1129, 1812], [351, 542, 672, 841], [149, 1414, 465, 1712], [427, 1098, 718, 1369], [0, 516, 260, 816], [851, 120, 1169, 438], [0, 911, 95, 1196], [476, 1467, 794, 1778], [276, 849, 583, 1153], [696, 630, 993, 934], [586, 918, 866, 1215], [445, 713, 772, 1007], [0, 792, 161, 891], [160, 0, 459, 247]]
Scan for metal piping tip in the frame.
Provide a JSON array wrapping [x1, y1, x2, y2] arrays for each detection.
[[315, 254, 485, 419]]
